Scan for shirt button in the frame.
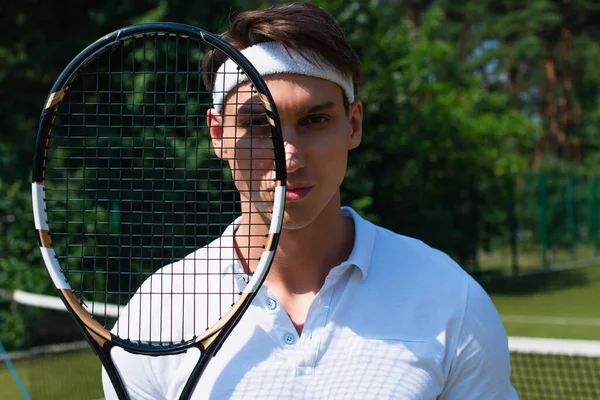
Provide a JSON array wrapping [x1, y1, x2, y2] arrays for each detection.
[[266, 298, 277, 310], [284, 333, 296, 345]]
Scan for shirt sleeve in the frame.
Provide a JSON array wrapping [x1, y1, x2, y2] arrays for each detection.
[[440, 277, 519, 400]]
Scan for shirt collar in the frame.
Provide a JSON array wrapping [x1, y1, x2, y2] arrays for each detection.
[[339, 207, 376, 280], [214, 209, 376, 280]]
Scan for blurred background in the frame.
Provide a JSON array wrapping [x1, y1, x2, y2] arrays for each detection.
[[1, 0, 599, 399]]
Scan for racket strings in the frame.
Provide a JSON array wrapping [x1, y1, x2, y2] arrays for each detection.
[[43, 32, 276, 345]]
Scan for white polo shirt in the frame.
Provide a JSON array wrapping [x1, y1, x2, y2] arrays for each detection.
[[103, 207, 517, 399]]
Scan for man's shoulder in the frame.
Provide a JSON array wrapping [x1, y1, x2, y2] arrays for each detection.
[[370, 222, 469, 286], [345, 207, 470, 292], [359, 218, 487, 330], [342, 216, 488, 351]]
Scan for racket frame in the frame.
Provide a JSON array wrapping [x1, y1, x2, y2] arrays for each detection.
[[31, 22, 286, 400]]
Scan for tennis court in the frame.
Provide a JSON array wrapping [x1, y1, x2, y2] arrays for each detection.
[[490, 264, 600, 341], [0, 346, 102, 400]]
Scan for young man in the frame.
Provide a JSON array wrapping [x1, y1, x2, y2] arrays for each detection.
[[104, 3, 517, 399]]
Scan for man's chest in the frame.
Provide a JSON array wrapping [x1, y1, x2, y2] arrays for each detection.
[[162, 327, 445, 400], [165, 291, 447, 400]]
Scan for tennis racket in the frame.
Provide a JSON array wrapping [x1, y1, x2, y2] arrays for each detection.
[[31, 23, 285, 399]]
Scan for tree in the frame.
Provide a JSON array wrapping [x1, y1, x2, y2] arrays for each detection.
[[315, 1, 535, 267], [0, 0, 247, 350]]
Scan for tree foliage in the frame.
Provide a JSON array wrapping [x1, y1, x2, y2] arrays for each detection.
[[314, 2, 535, 264], [0, 0, 249, 349], [4, 0, 596, 349]]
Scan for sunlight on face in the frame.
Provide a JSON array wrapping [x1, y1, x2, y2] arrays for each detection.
[[209, 74, 362, 230]]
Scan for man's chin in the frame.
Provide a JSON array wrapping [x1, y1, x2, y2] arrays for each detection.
[[280, 210, 316, 231]]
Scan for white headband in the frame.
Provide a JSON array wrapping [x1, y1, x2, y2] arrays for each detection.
[[212, 41, 354, 112]]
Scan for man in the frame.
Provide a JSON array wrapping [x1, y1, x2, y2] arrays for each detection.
[[104, 3, 517, 399]]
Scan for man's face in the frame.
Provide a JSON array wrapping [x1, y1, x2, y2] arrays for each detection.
[[208, 73, 363, 230]]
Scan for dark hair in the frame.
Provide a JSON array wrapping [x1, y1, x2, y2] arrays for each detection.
[[201, 3, 361, 103]]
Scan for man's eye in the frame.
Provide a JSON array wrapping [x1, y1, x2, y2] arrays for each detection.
[[240, 118, 269, 127], [302, 115, 329, 125]]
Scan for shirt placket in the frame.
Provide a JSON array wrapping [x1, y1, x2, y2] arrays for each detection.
[[259, 264, 354, 377], [260, 286, 300, 349]]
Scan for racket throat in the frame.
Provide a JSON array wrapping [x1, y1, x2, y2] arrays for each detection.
[[199, 330, 220, 350]]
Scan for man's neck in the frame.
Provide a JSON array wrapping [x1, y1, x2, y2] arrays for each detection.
[[236, 197, 355, 295], [234, 196, 354, 334], [268, 200, 354, 295]]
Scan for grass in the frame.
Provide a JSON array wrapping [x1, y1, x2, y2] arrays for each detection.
[[485, 264, 600, 340], [0, 349, 103, 400]]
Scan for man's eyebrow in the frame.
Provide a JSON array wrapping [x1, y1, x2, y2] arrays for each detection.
[[233, 100, 337, 116], [302, 101, 336, 114], [235, 101, 264, 116]]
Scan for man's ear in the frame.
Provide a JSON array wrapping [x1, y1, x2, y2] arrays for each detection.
[[347, 100, 363, 150], [207, 108, 226, 158]]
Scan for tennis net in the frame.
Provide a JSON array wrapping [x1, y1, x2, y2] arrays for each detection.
[[1, 289, 599, 399], [509, 336, 600, 399]]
